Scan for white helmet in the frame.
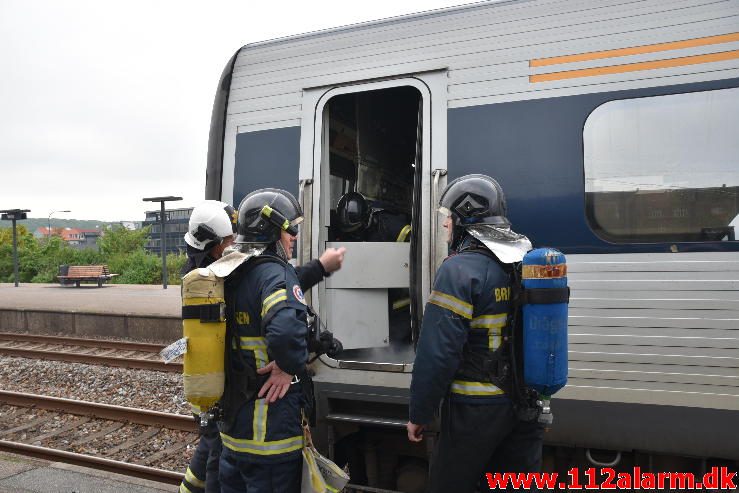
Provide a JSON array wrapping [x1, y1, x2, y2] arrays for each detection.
[[184, 201, 237, 251]]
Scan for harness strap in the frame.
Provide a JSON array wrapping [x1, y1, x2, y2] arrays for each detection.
[[182, 303, 225, 322], [521, 287, 570, 304]]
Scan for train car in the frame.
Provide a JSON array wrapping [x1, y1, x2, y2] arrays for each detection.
[[205, 0, 739, 489]]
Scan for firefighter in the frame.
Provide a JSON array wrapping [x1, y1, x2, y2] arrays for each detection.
[[180, 199, 344, 493], [218, 188, 343, 493], [406, 174, 544, 493], [180, 200, 237, 493]]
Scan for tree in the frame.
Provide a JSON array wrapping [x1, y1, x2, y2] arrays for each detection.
[[97, 225, 150, 255]]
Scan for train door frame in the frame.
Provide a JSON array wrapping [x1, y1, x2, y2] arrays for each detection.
[[298, 73, 448, 365]]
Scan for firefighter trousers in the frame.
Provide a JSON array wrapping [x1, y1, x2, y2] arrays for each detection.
[[429, 397, 544, 493], [181, 418, 222, 493], [219, 451, 302, 493]]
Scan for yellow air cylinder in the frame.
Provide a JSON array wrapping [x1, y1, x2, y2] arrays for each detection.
[[181, 268, 226, 411]]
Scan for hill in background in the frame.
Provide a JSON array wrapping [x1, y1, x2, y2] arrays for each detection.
[[17, 218, 139, 233]]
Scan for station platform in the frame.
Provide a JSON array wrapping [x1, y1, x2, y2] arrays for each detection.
[[0, 284, 184, 491], [0, 283, 181, 343], [0, 451, 176, 493]]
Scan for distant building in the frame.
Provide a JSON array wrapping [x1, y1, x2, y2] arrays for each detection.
[[35, 227, 102, 250], [119, 221, 141, 230], [142, 207, 192, 255]]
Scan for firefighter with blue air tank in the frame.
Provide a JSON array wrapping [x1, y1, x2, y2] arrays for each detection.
[[218, 188, 344, 493], [407, 174, 555, 493]]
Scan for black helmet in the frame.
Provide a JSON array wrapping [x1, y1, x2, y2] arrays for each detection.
[[336, 192, 369, 233], [439, 174, 509, 245], [235, 188, 303, 244]]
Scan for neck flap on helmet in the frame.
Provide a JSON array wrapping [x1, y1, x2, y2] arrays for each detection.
[[463, 224, 532, 263]]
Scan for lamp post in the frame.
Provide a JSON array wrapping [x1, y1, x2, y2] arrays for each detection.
[[47, 210, 71, 239], [142, 196, 182, 289], [1, 209, 31, 287]]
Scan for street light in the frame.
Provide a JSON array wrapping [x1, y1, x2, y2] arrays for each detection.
[[142, 196, 182, 289], [1, 209, 31, 287], [47, 210, 71, 239]]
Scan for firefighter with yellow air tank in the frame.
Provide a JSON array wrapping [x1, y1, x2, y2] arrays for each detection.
[[178, 197, 344, 493]]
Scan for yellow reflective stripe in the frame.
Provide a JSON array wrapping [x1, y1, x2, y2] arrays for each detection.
[[183, 297, 225, 306], [190, 403, 203, 414], [396, 224, 412, 242], [253, 398, 268, 443], [262, 289, 286, 307], [326, 485, 340, 493], [451, 380, 504, 396], [240, 336, 267, 349], [239, 336, 269, 369], [488, 328, 502, 350], [261, 289, 287, 317], [254, 348, 268, 369], [392, 297, 411, 310], [185, 467, 204, 488], [428, 290, 473, 319], [470, 313, 507, 329], [180, 483, 193, 493], [220, 433, 304, 455]]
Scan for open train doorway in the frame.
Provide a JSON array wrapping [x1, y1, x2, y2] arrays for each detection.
[[318, 85, 422, 364]]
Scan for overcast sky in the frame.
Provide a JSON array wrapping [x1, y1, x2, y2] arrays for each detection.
[[0, 0, 475, 222]]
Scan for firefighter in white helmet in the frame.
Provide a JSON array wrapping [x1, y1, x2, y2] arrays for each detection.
[[180, 200, 238, 493]]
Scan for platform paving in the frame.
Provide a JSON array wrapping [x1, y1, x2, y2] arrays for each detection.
[[0, 283, 180, 317], [0, 452, 177, 492], [0, 283, 182, 343]]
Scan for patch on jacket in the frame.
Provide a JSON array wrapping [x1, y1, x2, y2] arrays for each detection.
[[293, 285, 306, 305]]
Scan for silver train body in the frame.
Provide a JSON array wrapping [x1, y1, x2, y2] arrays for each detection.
[[205, 0, 739, 466]]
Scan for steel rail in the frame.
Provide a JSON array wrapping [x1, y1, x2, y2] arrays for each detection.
[[0, 332, 165, 352], [0, 390, 196, 432], [0, 347, 182, 373], [0, 440, 184, 485]]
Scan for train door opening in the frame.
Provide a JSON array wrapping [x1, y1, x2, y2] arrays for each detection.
[[319, 85, 422, 363]]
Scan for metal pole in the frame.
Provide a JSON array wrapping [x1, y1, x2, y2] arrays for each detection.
[[12, 219, 18, 287], [160, 201, 168, 289], [47, 214, 51, 239]]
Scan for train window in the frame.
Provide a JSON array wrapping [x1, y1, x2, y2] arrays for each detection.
[[584, 87, 739, 243]]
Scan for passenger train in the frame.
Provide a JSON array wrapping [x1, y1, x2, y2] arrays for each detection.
[[204, 0, 739, 489]]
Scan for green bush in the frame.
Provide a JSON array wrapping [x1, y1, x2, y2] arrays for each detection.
[[0, 225, 189, 285]]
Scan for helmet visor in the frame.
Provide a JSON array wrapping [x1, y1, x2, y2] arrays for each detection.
[[289, 216, 304, 234]]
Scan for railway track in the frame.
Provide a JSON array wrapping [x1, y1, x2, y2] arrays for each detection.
[[0, 332, 182, 373], [0, 390, 195, 484]]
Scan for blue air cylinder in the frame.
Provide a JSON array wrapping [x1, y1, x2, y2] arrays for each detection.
[[521, 248, 569, 396]]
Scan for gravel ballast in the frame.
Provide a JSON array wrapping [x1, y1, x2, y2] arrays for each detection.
[[0, 356, 190, 415]]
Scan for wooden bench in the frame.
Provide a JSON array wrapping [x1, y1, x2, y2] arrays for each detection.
[[58, 265, 118, 287]]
